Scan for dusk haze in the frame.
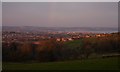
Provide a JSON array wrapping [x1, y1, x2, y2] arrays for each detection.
[[2, 2, 120, 71]]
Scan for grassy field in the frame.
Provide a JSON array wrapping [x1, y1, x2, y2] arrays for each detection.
[[64, 39, 83, 49], [2, 57, 120, 70]]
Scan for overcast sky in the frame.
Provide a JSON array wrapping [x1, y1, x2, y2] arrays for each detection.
[[2, 2, 118, 27]]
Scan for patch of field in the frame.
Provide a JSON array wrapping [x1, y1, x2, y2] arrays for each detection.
[[2, 57, 120, 70], [64, 39, 83, 49]]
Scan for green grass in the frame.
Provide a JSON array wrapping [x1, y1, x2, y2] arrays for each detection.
[[64, 39, 83, 49], [3, 57, 120, 70]]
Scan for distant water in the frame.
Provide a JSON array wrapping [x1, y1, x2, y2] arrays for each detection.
[[69, 30, 118, 33], [92, 31, 118, 33], [2, 26, 118, 33], [61, 28, 118, 33]]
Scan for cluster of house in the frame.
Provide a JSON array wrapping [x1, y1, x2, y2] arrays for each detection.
[[56, 37, 73, 42], [55, 36, 83, 42], [56, 34, 107, 42]]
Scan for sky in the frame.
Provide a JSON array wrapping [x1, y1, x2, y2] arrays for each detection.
[[0, 2, 1, 27], [2, 0, 119, 2], [0, 2, 1, 71], [2, 2, 118, 27]]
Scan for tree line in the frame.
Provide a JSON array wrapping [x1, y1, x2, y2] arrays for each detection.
[[3, 33, 120, 62]]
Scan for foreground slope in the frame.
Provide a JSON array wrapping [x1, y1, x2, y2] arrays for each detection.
[[3, 57, 120, 70]]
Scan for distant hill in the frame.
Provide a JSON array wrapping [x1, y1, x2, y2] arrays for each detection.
[[2, 26, 118, 33]]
